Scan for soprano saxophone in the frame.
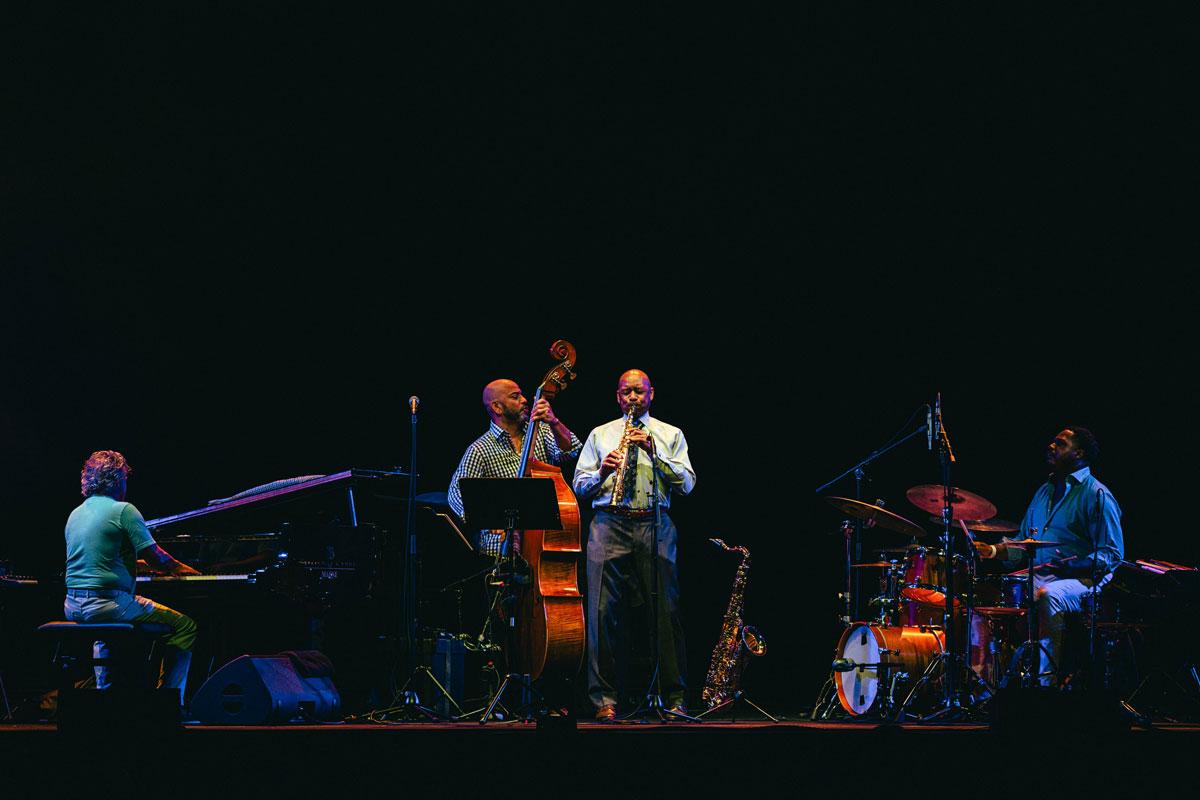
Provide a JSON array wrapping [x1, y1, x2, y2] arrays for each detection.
[[609, 404, 640, 506], [701, 538, 767, 709]]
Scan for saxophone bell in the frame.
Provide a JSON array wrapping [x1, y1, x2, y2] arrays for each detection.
[[741, 625, 766, 657]]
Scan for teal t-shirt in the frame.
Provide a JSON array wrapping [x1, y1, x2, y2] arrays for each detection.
[[64, 495, 156, 592]]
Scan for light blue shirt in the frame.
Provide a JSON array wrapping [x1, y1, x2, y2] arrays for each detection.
[[572, 412, 696, 510], [1009, 466, 1124, 574]]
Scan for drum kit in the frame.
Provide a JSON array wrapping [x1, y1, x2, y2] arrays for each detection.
[[816, 486, 1059, 720]]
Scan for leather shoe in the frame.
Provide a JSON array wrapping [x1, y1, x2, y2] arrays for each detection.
[[594, 705, 617, 722], [667, 702, 690, 717]]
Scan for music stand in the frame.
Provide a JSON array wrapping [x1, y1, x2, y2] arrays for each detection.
[[459, 477, 562, 723]]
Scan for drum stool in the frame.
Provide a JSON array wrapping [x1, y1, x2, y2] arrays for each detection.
[[38, 621, 172, 690]]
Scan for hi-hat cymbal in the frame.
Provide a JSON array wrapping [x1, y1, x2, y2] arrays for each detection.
[[906, 485, 998, 521], [963, 518, 1019, 533], [850, 562, 895, 568], [926, 516, 1019, 533], [1002, 538, 1061, 549], [825, 496, 926, 539]]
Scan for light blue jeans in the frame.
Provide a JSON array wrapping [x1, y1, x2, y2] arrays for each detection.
[[63, 589, 197, 704]]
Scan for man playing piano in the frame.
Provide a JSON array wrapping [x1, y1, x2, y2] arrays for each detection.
[[63, 450, 201, 704]]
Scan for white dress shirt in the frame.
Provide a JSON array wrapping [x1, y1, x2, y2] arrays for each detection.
[[572, 412, 696, 510]]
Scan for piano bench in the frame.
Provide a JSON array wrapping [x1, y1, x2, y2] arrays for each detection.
[[38, 621, 173, 690]]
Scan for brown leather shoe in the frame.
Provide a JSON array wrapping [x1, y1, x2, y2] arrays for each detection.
[[594, 705, 617, 722], [667, 702, 690, 717]]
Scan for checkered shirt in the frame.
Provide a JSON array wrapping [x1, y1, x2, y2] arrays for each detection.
[[448, 420, 582, 555]]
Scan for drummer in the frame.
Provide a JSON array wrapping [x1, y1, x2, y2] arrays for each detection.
[[974, 426, 1124, 685]]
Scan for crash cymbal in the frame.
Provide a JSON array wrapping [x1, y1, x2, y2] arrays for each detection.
[[906, 485, 998, 521], [850, 562, 895, 568], [927, 516, 1020, 533], [826, 496, 926, 539]]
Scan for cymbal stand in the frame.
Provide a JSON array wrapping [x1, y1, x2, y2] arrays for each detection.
[[812, 408, 931, 719], [1000, 542, 1058, 688], [815, 416, 929, 623]]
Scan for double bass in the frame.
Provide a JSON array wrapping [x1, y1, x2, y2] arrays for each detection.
[[511, 340, 585, 681]]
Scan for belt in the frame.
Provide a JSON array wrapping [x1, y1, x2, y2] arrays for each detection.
[[66, 588, 128, 598], [595, 506, 661, 519]]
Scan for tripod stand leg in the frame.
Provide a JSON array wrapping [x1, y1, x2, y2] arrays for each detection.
[[479, 673, 546, 724], [696, 698, 732, 719], [740, 694, 779, 723], [0, 670, 10, 721], [810, 675, 839, 720], [411, 665, 465, 718], [479, 674, 513, 724]]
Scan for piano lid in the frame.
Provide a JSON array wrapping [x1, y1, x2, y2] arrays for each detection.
[[145, 468, 409, 530]]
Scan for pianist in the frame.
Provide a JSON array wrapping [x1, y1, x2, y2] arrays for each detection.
[[64, 450, 201, 704]]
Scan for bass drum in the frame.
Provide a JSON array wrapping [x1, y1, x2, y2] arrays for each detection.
[[835, 624, 944, 716]]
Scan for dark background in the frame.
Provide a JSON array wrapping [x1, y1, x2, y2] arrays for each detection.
[[3, 5, 1195, 713]]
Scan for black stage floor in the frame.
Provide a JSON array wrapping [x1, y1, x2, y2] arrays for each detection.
[[3, 719, 1197, 796]]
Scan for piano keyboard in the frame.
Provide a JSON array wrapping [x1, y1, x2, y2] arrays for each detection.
[[136, 574, 251, 583]]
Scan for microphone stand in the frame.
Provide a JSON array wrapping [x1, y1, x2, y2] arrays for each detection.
[[402, 398, 420, 672], [625, 428, 698, 723], [918, 396, 979, 721]]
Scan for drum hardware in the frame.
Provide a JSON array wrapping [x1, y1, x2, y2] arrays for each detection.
[[902, 394, 996, 720], [815, 407, 933, 624], [998, 538, 1063, 689]]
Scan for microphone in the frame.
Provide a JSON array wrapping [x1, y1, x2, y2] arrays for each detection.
[[926, 404, 933, 450], [934, 392, 942, 445], [409, 395, 420, 415], [832, 658, 862, 672]]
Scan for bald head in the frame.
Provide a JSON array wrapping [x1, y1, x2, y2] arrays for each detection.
[[616, 369, 652, 390], [482, 379, 527, 423], [616, 369, 654, 416]]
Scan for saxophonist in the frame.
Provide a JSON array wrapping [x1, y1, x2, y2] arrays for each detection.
[[573, 369, 696, 721]]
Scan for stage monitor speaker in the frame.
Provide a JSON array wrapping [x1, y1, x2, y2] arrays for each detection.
[[191, 652, 340, 725]]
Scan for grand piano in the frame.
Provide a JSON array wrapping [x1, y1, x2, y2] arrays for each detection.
[[137, 469, 411, 707], [142, 469, 408, 598]]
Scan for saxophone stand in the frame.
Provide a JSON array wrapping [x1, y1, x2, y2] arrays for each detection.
[[697, 688, 778, 722], [458, 477, 561, 724], [622, 437, 699, 724]]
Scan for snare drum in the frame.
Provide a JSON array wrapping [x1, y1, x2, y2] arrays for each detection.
[[901, 546, 968, 608], [834, 624, 944, 716], [973, 573, 1028, 614]]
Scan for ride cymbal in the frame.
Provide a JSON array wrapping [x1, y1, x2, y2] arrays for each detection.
[[906, 485, 998, 521], [825, 496, 926, 539]]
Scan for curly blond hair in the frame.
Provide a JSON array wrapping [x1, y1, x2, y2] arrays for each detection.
[[80, 450, 131, 498]]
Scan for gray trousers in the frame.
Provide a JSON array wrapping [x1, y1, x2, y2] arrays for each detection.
[[586, 509, 687, 709], [64, 588, 197, 703]]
